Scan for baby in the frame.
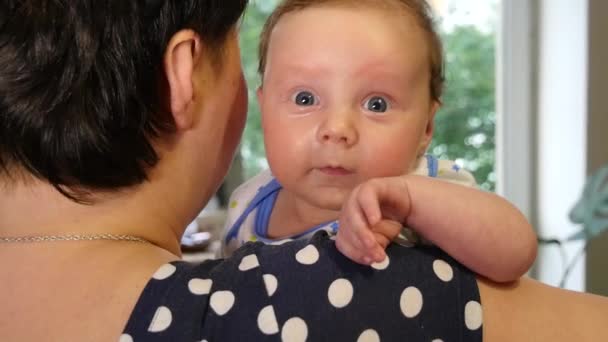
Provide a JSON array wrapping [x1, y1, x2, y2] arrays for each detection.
[[222, 0, 537, 282]]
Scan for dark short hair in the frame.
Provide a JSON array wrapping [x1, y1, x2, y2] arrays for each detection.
[[0, 0, 247, 201]]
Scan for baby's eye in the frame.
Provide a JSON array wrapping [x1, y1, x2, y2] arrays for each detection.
[[293, 91, 316, 106], [364, 96, 389, 113]]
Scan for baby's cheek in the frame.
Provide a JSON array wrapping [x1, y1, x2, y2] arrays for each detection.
[[359, 144, 415, 178]]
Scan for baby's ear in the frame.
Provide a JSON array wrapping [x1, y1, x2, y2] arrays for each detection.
[[418, 101, 440, 156], [256, 86, 264, 107], [427, 100, 440, 134]]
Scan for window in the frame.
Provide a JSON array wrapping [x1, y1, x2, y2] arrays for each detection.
[[430, 0, 499, 190]]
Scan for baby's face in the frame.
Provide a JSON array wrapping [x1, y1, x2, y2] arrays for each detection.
[[258, 5, 438, 211]]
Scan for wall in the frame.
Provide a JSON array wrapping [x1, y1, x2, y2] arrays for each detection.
[[535, 0, 588, 291], [585, 0, 608, 296]]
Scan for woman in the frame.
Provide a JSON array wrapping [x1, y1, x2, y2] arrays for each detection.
[[0, 0, 606, 341]]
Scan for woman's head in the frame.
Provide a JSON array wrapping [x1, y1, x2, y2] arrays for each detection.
[[0, 0, 247, 201]]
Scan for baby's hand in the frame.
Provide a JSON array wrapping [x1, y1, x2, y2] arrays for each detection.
[[335, 177, 412, 265]]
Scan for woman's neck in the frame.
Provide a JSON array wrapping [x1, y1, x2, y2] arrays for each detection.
[[0, 176, 182, 341], [0, 227, 178, 341], [0, 177, 182, 256]]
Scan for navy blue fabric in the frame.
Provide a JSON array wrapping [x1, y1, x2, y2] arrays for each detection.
[[122, 231, 482, 341]]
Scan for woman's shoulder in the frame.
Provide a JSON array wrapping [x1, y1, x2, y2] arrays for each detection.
[[120, 259, 223, 341], [121, 241, 277, 341], [121, 232, 482, 341]]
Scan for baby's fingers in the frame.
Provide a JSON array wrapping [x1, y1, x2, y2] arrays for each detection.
[[335, 233, 373, 264], [371, 219, 403, 242], [341, 190, 377, 249], [356, 181, 383, 226], [337, 227, 384, 264], [372, 231, 392, 250], [336, 213, 373, 263]]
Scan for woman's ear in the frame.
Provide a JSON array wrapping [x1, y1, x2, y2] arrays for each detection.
[[163, 29, 202, 130], [417, 101, 440, 157]]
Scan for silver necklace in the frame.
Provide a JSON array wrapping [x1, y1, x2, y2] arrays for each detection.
[[0, 233, 150, 244]]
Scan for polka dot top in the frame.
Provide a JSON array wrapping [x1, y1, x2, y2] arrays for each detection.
[[121, 231, 482, 341]]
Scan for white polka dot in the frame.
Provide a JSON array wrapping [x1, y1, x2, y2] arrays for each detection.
[[152, 264, 176, 280], [188, 278, 213, 295], [327, 278, 354, 308], [118, 334, 133, 342], [295, 244, 319, 265], [239, 254, 260, 271], [263, 274, 278, 297], [371, 256, 390, 270], [281, 317, 308, 342], [257, 305, 279, 335], [210, 291, 236, 316], [464, 300, 483, 330], [433, 259, 454, 282], [357, 329, 380, 342], [400, 286, 423, 318], [148, 306, 172, 332]]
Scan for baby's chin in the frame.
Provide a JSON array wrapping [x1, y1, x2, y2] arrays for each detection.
[[307, 189, 349, 212]]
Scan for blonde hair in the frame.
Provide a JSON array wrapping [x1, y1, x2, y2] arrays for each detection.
[[258, 0, 445, 102]]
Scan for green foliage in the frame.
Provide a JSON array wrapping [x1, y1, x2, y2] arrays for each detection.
[[238, 4, 496, 190], [239, 3, 271, 177], [434, 26, 496, 190]]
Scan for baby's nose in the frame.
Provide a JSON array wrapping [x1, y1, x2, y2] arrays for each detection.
[[317, 112, 358, 146]]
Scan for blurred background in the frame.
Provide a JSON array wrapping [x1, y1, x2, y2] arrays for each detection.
[[189, 0, 608, 296]]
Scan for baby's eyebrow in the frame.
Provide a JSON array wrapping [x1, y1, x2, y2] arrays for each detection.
[[264, 64, 328, 88], [355, 63, 428, 88], [353, 61, 409, 78]]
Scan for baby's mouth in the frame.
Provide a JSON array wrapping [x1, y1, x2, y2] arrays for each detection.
[[318, 166, 353, 176]]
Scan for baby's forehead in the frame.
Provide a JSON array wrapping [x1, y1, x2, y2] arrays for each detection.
[[267, 13, 429, 74], [269, 5, 430, 54], [276, 2, 425, 31]]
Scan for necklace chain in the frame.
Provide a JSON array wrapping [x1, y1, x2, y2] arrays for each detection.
[[0, 233, 150, 244]]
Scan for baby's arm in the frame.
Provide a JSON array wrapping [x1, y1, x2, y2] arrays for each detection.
[[336, 175, 537, 282]]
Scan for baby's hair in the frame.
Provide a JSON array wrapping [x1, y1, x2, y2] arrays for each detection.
[[258, 0, 445, 103]]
